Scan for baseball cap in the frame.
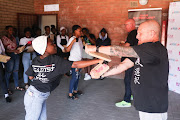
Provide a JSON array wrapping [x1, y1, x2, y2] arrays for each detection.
[[32, 36, 48, 55]]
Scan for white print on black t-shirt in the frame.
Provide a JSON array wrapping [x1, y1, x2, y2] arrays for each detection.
[[134, 58, 143, 85], [32, 64, 55, 72], [32, 64, 55, 83], [135, 58, 143, 67]]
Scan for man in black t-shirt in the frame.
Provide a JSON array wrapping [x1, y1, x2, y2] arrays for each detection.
[[116, 19, 138, 107], [85, 20, 169, 120]]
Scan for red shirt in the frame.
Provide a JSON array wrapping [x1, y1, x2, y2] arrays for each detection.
[[1, 36, 17, 51]]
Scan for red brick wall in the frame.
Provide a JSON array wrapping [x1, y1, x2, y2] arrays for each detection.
[[34, 0, 173, 45], [0, 0, 34, 38]]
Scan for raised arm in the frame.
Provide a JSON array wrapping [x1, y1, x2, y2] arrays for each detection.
[[72, 59, 103, 68], [102, 58, 134, 77], [65, 39, 76, 52], [85, 45, 139, 58]]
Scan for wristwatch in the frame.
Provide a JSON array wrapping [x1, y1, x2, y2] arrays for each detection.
[[96, 45, 100, 52]]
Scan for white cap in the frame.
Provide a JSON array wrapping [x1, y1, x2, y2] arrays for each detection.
[[60, 26, 66, 31], [60, 27, 67, 34], [32, 36, 48, 55]]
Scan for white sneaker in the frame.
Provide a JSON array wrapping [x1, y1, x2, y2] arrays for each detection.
[[84, 73, 91, 80]]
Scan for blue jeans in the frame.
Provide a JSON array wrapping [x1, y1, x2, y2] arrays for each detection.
[[5, 53, 19, 88], [124, 67, 134, 103], [22, 52, 36, 84], [24, 85, 50, 120], [69, 68, 81, 93]]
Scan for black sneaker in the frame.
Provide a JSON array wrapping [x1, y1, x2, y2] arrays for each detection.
[[73, 91, 83, 96], [68, 95, 78, 100], [5, 97, 11, 103]]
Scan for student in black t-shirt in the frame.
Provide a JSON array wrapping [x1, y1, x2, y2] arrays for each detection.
[[24, 36, 103, 120], [85, 20, 169, 120], [96, 28, 111, 46], [116, 19, 138, 107]]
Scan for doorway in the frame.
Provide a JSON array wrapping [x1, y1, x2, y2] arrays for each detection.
[[39, 14, 58, 35]]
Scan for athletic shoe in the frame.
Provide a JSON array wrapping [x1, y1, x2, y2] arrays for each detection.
[[84, 73, 91, 80], [73, 91, 83, 96], [5, 97, 11, 103], [131, 95, 133, 101], [115, 101, 131, 107]]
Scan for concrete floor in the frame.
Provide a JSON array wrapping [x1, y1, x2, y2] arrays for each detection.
[[0, 75, 180, 120]]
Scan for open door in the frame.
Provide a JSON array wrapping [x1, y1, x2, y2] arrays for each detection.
[[40, 14, 58, 34]]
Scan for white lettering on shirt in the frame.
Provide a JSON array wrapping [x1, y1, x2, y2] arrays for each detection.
[[134, 58, 143, 85], [32, 64, 55, 83]]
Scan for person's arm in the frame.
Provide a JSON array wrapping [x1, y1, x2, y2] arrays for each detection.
[[64, 39, 76, 52], [6, 49, 20, 54], [85, 45, 139, 58], [56, 35, 65, 51], [88, 36, 96, 45], [72, 59, 103, 68], [102, 58, 134, 77]]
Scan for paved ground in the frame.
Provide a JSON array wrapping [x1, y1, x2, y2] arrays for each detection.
[[0, 75, 180, 120]]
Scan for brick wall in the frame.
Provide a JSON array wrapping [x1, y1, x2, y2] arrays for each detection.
[[34, 0, 174, 45], [0, 0, 34, 38]]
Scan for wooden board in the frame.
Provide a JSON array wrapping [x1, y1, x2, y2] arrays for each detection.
[[90, 63, 109, 79], [17, 46, 26, 53], [88, 52, 111, 62], [0, 55, 11, 63]]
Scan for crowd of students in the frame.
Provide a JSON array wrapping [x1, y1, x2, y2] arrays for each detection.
[[0, 24, 111, 103]]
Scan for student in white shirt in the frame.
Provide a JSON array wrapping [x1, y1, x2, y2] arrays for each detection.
[[56, 27, 69, 58], [64, 25, 83, 99], [19, 27, 37, 89]]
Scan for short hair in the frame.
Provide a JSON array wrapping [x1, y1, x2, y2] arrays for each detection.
[[82, 28, 89, 34], [72, 25, 81, 33], [89, 34, 96, 40], [35, 28, 41, 32], [24, 27, 32, 34], [44, 26, 50, 30], [5, 25, 13, 30], [100, 28, 107, 33]]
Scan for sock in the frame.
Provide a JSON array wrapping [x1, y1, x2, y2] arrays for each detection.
[[4, 94, 9, 98]]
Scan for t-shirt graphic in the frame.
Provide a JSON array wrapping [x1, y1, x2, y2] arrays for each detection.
[[134, 58, 144, 85], [32, 64, 55, 83]]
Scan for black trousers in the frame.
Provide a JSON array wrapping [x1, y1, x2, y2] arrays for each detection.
[[123, 67, 134, 103], [0, 63, 8, 95]]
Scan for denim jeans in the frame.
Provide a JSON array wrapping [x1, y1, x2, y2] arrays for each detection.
[[5, 52, 19, 88], [22, 52, 36, 84], [24, 85, 50, 120], [0, 63, 8, 94], [124, 67, 134, 103], [69, 68, 81, 93]]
